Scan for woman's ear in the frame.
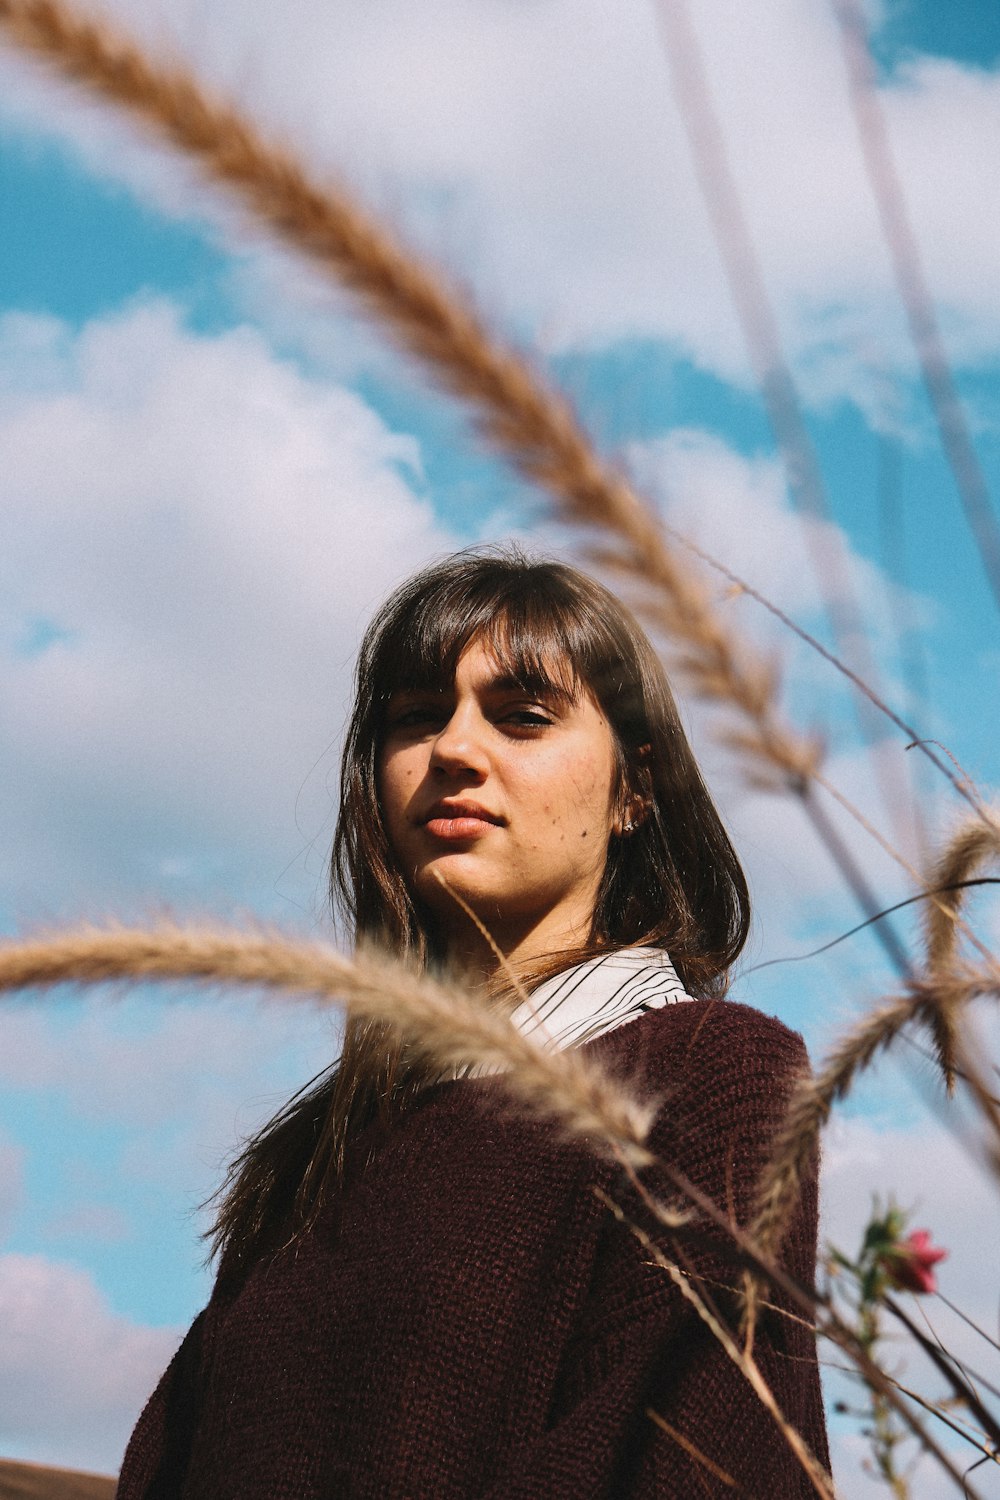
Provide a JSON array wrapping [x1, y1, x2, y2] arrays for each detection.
[[615, 786, 650, 836], [619, 797, 651, 835], [616, 744, 653, 835]]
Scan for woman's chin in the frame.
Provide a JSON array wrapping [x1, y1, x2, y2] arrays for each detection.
[[415, 858, 497, 909], [411, 863, 514, 935]]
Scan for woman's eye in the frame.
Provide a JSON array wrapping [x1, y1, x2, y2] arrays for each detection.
[[504, 708, 553, 728], [389, 706, 444, 730], [386, 702, 554, 732]]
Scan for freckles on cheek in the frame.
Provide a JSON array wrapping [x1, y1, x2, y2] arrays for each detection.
[[568, 762, 607, 834]]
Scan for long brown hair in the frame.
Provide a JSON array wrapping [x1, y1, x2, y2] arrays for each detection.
[[209, 549, 750, 1276]]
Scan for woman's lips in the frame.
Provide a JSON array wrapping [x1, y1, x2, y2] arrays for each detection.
[[422, 806, 501, 840], [423, 815, 498, 840]]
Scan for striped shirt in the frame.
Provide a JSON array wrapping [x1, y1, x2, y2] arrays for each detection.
[[510, 945, 693, 1051], [451, 947, 692, 1083]]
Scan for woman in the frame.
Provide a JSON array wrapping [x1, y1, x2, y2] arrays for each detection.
[[118, 550, 828, 1498]]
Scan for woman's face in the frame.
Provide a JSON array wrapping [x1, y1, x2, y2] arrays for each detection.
[[377, 638, 621, 963]]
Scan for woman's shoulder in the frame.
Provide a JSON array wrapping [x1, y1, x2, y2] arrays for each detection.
[[585, 992, 810, 1101], [591, 996, 813, 1218]]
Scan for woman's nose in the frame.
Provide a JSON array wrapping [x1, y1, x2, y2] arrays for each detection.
[[429, 707, 489, 778]]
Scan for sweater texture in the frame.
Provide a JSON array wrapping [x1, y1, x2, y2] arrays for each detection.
[[117, 998, 828, 1498]]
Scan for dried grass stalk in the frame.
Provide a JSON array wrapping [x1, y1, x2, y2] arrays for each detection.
[[924, 810, 1000, 975], [834, 0, 1000, 618], [0, 920, 655, 1166], [752, 970, 1000, 1257], [0, 0, 820, 799], [921, 808, 1000, 1090], [643, 1410, 748, 1494], [755, 810, 1000, 1252]]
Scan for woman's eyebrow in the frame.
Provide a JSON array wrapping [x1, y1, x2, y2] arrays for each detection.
[[485, 671, 576, 703], [384, 672, 577, 704]]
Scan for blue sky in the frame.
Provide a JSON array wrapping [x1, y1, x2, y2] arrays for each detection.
[[1, 0, 999, 1490]]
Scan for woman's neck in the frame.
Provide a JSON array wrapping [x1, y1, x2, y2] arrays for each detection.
[[444, 908, 599, 990]]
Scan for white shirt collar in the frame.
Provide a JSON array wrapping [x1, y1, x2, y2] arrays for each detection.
[[510, 945, 692, 1052], [432, 947, 693, 1086]]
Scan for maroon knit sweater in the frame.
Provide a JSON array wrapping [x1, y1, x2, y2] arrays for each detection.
[[117, 999, 829, 1498]]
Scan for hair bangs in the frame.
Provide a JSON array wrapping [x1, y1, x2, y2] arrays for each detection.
[[372, 573, 592, 711]]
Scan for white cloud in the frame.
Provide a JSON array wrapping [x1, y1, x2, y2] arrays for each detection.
[[628, 425, 929, 635], [0, 298, 441, 1291], [0, 298, 453, 917], [1, 0, 997, 402], [0, 1252, 179, 1473]]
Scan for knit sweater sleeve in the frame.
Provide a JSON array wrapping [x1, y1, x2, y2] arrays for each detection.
[[475, 1000, 829, 1499]]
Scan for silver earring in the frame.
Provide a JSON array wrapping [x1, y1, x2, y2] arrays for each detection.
[[622, 817, 636, 834]]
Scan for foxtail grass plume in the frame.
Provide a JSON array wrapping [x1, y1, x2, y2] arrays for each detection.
[[0, 0, 820, 803], [754, 812, 1000, 1254], [752, 969, 1000, 1259], [921, 808, 1000, 1091], [0, 920, 656, 1167], [923, 809, 1000, 976]]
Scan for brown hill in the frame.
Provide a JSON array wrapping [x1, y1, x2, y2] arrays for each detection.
[[0, 1459, 116, 1499]]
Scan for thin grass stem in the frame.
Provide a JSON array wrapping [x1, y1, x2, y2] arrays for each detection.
[[883, 1294, 1000, 1453], [833, 0, 1000, 616]]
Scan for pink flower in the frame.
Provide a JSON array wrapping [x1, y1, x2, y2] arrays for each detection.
[[880, 1228, 947, 1295]]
